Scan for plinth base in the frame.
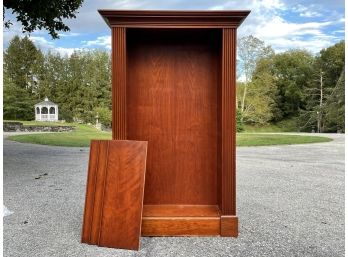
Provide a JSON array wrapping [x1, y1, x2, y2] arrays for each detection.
[[141, 205, 238, 237]]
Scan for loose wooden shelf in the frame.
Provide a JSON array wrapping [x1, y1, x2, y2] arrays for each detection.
[[99, 10, 250, 238], [81, 140, 148, 250]]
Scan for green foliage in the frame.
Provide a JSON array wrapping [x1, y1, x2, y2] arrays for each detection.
[[272, 50, 315, 119], [3, 36, 41, 120], [236, 109, 244, 132], [94, 107, 112, 127], [237, 35, 274, 122], [3, 36, 112, 123], [240, 56, 279, 124], [299, 41, 345, 132], [3, 35, 344, 134], [3, 0, 84, 39], [324, 69, 345, 132], [318, 41, 345, 89], [238, 37, 344, 132], [3, 78, 34, 120]]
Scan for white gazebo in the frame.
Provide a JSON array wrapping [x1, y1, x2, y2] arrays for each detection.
[[35, 97, 59, 122]]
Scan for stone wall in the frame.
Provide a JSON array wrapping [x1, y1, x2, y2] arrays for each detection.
[[4, 122, 75, 132]]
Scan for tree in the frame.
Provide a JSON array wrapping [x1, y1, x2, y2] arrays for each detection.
[[3, 0, 83, 39], [272, 50, 314, 120], [300, 41, 345, 132], [237, 35, 274, 120], [3, 74, 34, 120], [324, 69, 345, 132], [4, 36, 42, 92], [3, 36, 42, 120], [241, 56, 279, 124]]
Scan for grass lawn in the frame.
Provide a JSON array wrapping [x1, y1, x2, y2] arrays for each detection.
[[237, 133, 332, 147], [8, 123, 112, 147], [7, 121, 332, 147]]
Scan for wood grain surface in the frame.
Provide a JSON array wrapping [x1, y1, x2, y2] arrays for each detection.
[[127, 29, 220, 205], [142, 204, 220, 236], [98, 10, 250, 28], [100, 10, 250, 237], [220, 215, 238, 237], [81, 140, 148, 250]]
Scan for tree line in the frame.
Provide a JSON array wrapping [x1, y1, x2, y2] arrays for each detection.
[[4, 36, 112, 126], [237, 36, 344, 132], [3, 35, 345, 132]]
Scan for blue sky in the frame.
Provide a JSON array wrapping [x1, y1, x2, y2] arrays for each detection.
[[3, 0, 345, 55]]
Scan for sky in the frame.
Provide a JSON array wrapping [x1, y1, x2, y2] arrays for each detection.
[[3, 0, 345, 56]]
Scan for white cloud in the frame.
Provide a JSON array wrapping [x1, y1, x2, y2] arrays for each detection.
[[12, 35, 83, 56], [3, 0, 344, 54], [58, 32, 81, 37], [299, 10, 321, 17], [292, 4, 322, 18], [82, 35, 111, 49]]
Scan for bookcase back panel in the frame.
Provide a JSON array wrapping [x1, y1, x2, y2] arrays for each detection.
[[127, 29, 221, 205]]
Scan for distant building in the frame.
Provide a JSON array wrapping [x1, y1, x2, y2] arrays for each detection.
[[35, 97, 58, 122]]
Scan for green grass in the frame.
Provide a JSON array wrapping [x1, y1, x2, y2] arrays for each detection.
[[4, 120, 75, 127], [8, 123, 111, 147], [237, 133, 332, 147], [7, 120, 332, 147]]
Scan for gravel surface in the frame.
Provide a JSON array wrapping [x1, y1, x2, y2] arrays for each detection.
[[3, 134, 344, 257]]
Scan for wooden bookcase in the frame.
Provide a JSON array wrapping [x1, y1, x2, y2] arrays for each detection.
[[99, 10, 250, 237]]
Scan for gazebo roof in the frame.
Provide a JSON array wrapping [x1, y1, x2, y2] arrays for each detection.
[[35, 97, 57, 106]]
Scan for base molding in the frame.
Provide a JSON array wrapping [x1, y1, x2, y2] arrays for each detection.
[[220, 215, 238, 237], [142, 216, 220, 236], [140, 205, 238, 237]]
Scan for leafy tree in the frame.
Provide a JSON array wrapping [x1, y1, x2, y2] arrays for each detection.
[[4, 36, 42, 92], [237, 35, 274, 120], [236, 109, 244, 132], [324, 69, 345, 132], [4, 74, 34, 120], [3, 36, 42, 119], [242, 56, 279, 124], [271, 50, 314, 120], [300, 41, 345, 132], [3, 0, 84, 39]]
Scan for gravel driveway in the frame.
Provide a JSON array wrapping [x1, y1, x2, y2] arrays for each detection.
[[3, 134, 344, 257]]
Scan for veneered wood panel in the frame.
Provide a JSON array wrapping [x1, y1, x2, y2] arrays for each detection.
[[101, 11, 249, 238], [81, 140, 148, 250], [127, 29, 221, 205], [143, 205, 220, 217], [99, 10, 250, 28], [81, 141, 99, 243], [142, 217, 220, 236], [221, 28, 237, 215], [220, 215, 238, 237], [112, 27, 127, 140]]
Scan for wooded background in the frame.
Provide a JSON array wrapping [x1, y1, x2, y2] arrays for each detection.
[[3, 35, 345, 132]]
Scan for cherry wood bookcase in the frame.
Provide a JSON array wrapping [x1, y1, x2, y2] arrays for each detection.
[[99, 10, 250, 237]]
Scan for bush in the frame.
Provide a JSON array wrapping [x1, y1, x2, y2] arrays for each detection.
[[236, 109, 244, 132], [94, 107, 112, 127]]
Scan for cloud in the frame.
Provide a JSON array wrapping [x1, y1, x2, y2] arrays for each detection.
[[82, 35, 111, 49], [3, 0, 344, 54], [292, 4, 322, 18], [58, 32, 81, 37]]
